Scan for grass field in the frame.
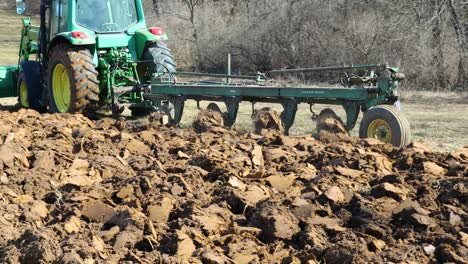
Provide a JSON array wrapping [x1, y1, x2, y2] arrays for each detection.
[[0, 9, 466, 152]]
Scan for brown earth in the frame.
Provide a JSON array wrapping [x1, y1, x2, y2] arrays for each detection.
[[0, 108, 466, 263]]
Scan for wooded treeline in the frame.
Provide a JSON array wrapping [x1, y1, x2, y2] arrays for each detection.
[[144, 0, 467, 91]]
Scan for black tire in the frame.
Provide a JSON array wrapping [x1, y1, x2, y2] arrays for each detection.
[[359, 105, 411, 147], [138, 42, 176, 83], [207, 102, 222, 113], [18, 61, 47, 112], [129, 104, 153, 117], [47, 44, 100, 114]]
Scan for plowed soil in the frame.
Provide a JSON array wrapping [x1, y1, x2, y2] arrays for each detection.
[[0, 109, 466, 264]]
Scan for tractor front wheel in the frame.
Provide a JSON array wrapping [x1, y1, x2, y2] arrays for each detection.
[[359, 105, 411, 147], [17, 72, 29, 108], [47, 44, 100, 114]]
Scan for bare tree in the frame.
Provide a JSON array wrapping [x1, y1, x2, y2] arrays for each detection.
[[429, 0, 447, 91], [447, 0, 467, 90], [144, 0, 467, 91]]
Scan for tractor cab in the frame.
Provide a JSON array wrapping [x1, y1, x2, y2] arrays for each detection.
[[75, 0, 139, 33], [16, 0, 168, 59]]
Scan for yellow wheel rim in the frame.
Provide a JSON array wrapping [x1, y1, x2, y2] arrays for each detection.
[[19, 79, 29, 108], [52, 64, 71, 113], [368, 119, 392, 143]]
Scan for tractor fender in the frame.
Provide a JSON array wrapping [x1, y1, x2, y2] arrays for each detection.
[[19, 61, 45, 109], [48, 34, 98, 66], [53, 32, 96, 46], [135, 28, 168, 59]]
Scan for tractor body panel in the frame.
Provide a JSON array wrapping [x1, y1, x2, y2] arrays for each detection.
[[0, 66, 18, 98], [96, 34, 130, 49], [53, 32, 96, 46]]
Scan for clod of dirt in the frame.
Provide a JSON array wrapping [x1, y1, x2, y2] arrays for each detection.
[[408, 141, 433, 153], [193, 110, 224, 133], [197, 249, 227, 263], [335, 166, 364, 178], [450, 147, 468, 160], [176, 230, 196, 258], [307, 216, 346, 232], [321, 246, 354, 264], [0, 109, 466, 263], [435, 244, 466, 263], [323, 186, 345, 203], [61, 251, 85, 264], [460, 232, 468, 247], [64, 216, 82, 234], [423, 161, 446, 175], [147, 197, 173, 224], [265, 174, 296, 192], [249, 201, 300, 242], [81, 202, 117, 223], [14, 229, 62, 263], [392, 199, 437, 228], [253, 107, 284, 135], [316, 108, 349, 136], [371, 183, 408, 201], [113, 230, 140, 252], [369, 239, 386, 252]]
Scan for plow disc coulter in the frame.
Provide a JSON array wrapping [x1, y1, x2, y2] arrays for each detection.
[[148, 64, 411, 147]]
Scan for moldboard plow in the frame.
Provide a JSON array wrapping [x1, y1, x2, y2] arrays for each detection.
[[148, 63, 410, 147]]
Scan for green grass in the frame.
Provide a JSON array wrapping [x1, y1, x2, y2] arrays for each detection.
[[0, 9, 38, 65]]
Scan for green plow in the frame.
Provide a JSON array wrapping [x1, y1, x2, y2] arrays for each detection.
[[147, 64, 411, 147]]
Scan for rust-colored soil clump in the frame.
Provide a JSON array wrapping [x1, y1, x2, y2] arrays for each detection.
[[0, 109, 466, 263]]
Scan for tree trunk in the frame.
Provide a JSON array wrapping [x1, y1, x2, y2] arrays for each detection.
[[152, 0, 161, 15], [185, 0, 203, 70], [430, 0, 447, 91], [447, 0, 467, 91]]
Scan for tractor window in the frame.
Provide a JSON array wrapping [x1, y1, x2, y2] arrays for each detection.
[[50, 0, 59, 35], [50, 0, 67, 35], [59, 0, 68, 32], [76, 0, 138, 32]]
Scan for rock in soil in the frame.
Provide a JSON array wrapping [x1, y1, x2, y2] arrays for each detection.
[[0, 109, 466, 263]]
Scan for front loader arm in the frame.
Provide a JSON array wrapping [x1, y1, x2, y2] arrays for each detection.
[[18, 17, 39, 63]]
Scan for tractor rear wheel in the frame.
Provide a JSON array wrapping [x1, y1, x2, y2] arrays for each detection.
[[138, 42, 176, 83], [47, 44, 100, 114], [359, 105, 411, 147]]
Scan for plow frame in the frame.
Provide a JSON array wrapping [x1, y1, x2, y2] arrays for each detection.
[[146, 64, 403, 135]]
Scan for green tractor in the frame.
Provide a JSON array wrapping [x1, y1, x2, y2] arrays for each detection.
[[0, 0, 176, 115]]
